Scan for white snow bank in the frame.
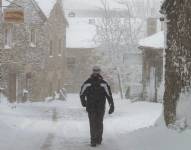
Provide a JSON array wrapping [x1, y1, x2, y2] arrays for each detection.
[[0, 94, 9, 104], [139, 31, 165, 49], [177, 90, 191, 127], [115, 126, 191, 150], [0, 94, 163, 150]]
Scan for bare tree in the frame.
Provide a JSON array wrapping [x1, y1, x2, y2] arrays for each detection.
[[94, 0, 145, 98]]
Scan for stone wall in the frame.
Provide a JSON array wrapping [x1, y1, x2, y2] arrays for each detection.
[[40, 0, 67, 99], [0, 0, 47, 102], [64, 48, 94, 93]]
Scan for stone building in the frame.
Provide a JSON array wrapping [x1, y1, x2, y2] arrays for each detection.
[[139, 31, 164, 102], [39, 0, 68, 99], [0, 0, 68, 102], [0, 0, 47, 102]]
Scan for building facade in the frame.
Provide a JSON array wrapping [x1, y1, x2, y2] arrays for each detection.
[[0, 0, 68, 102], [41, 0, 68, 99], [0, 0, 47, 102]]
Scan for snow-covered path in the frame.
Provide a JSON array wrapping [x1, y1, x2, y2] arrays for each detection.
[[0, 94, 162, 150]]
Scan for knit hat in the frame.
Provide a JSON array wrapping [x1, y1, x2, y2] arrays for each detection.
[[92, 66, 101, 74]]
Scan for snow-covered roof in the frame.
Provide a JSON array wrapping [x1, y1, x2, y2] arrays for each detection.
[[66, 17, 146, 49], [139, 31, 165, 49], [66, 17, 97, 48], [63, 0, 126, 11]]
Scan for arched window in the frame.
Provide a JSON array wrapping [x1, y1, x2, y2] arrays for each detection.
[[49, 40, 53, 56], [30, 28, 36, 47], [58, 39, 62, 55], [4, 26, 12, 48]]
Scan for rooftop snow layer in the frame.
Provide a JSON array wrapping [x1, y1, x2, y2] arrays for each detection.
[[36, 0, 126, 18], [66, 17, 97, 48], [139, 31, 165, 49], [2, 0, 124, 18], [63, 0, 126, 10]]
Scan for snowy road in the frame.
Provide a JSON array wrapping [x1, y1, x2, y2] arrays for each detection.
[[0, 94, 162, 150]]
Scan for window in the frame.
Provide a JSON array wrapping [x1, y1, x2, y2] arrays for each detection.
[[89, 18, 95, 24], [67, 57, 76, 69], [4, 27, 12, 48], [30, 29, 36, 47], [49, 82, 53, 96], [26, 72, 32, 91], [58, 39, 62, 56], [49, 40, 53, 56], [68, 12, 76, 17]]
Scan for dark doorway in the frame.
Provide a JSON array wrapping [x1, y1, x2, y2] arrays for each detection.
[[8, 72, 17, 102]]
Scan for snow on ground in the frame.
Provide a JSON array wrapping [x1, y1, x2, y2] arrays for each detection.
[[0, 94, 190, 150], [112, 126, 191, 150]]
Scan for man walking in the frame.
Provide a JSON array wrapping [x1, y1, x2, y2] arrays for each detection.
[[80, 66, 114, 147]]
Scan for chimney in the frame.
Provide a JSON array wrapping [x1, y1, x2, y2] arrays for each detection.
[[147, 17, 157, 36]]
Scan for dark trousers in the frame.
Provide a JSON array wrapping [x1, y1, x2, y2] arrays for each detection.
[[88, 111, 105, 144]]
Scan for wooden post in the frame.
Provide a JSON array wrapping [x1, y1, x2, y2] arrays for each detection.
[[117, 70, 123, 99], [0, 0, 2, 23]]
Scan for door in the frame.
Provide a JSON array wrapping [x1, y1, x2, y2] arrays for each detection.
[[148, 67, 156, 102], [9, 73, 17, 102]]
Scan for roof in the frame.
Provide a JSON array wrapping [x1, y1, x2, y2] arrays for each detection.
[[66, 17, 97, 48], [66, 17, 147, 49], [139, 31, 165, 49], [63, 0, 126, 11]]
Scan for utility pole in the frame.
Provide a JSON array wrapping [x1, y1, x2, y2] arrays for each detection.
[[0, 0, 2, 23], [117, 69, 123, 99]]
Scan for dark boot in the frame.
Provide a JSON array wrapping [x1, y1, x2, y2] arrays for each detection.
[[91, 142, 96, 147], [96, 137, 102, 144]]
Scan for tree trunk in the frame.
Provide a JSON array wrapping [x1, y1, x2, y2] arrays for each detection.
[[162, 0, 191, 126]]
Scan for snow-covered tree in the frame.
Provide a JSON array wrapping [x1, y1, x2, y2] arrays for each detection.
[[94, 0, 145, 98]]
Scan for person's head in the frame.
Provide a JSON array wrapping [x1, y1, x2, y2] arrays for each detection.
[[92, 66, 101, 77]]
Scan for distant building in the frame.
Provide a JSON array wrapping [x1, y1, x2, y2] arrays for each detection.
[[64, 17, 97, 93]]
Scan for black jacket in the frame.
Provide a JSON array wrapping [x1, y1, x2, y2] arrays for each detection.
[[80, 74, 114, 112]]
